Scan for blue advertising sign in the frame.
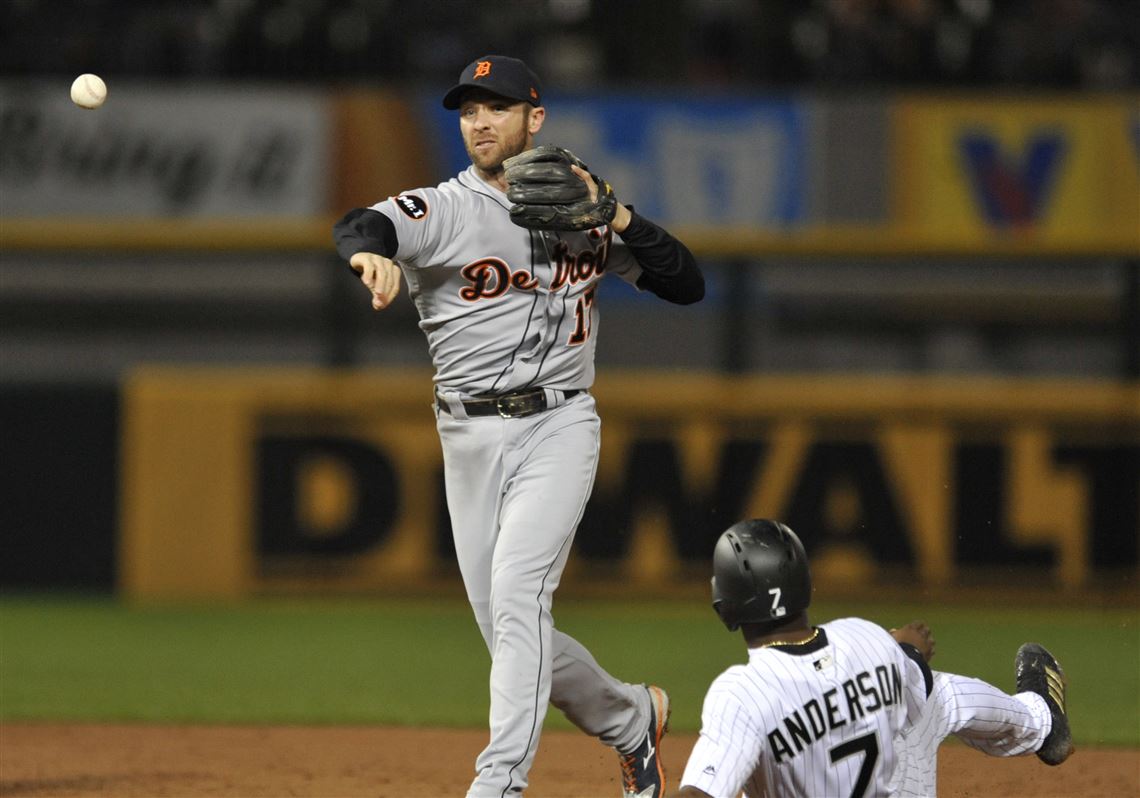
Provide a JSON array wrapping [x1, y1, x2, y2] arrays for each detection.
[[423, 93, 807, 228]]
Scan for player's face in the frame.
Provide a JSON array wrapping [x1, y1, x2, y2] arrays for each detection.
[[459, 94, 544, 175]]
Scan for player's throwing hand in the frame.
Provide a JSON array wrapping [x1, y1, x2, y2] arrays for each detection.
[[350, 251, 402, 310]]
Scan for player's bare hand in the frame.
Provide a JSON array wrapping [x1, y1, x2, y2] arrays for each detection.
[[350, 252, 402, 310], [891, 621, 935, 662], [568, 164, 597, 202], [569, 164, 631, 232]]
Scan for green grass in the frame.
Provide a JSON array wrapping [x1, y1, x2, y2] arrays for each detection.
[[1, 595, 1135, 747]]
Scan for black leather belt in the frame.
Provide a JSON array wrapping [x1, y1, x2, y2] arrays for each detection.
[[437, 388, 581, 418]]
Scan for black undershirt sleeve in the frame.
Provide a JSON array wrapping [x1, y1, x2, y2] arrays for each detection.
[[332, 205, 704, 308], [333, 207, 399, 261], [898, 643, 935, 698], [619, 210, 705, 305]]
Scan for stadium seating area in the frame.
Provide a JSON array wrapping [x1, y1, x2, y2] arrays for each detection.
[[2, 0, 1136, 89]]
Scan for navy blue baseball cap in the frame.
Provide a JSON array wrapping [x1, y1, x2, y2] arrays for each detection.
[[442, 55, 543, 110]]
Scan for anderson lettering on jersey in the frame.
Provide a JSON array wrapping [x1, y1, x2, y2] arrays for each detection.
[[768, 663, 903, 763]]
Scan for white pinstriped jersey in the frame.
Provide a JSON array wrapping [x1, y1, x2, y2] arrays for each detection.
[[370, 165, 643, 396], [681, 618, 928, 798], [888, 670, 1049, 797]]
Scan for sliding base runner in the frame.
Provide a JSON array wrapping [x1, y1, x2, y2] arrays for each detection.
[[676, 519, 1073, 798]]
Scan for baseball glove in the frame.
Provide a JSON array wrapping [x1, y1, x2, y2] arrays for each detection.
[[503, 144, 618, 232]]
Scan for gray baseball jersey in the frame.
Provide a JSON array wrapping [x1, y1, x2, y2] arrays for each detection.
[[680, 618, 1052, 798], [338, 160, 698, 798], [370, 165, 643, 395]]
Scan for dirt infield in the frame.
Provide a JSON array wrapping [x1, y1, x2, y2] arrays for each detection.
[[1, 724, 1136, 797]]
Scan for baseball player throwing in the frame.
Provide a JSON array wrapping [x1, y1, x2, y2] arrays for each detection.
[[333, 55, 703, 798], [673, 519, 1073, 798]]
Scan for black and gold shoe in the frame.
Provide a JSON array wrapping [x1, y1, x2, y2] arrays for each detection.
[[1015, 643, 1074, 765]]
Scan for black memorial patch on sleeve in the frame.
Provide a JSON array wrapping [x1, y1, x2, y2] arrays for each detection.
[[395, 194, 429, 220]]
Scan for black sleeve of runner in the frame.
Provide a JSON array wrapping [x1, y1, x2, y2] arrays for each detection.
[[898, 643, 935, 698], [620, 210, 705, 305], [333, 208, 400, 261]]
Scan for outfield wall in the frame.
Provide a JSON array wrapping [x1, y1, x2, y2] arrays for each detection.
[[120, 368, 1139, 599]]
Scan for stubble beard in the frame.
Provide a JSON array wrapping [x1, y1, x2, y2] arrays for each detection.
[[467, 121, 529, 177]]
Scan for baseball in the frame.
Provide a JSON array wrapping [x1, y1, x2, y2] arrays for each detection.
[[70, 73, 107, 109]]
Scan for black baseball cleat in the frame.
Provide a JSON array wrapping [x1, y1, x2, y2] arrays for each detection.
[[618, 685, 670, 798], [1015, 643, 1074, 766]]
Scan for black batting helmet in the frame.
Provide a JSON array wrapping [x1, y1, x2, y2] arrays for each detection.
[[711, 519, 813, 632]]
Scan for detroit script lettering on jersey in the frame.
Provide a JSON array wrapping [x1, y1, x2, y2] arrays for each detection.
[[459, 230, 612, 302], [459, 259, 539, 300], [549, 229, 612, 291]]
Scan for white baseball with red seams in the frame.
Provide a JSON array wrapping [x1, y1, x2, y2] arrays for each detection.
[[70, 73, 107, 109]]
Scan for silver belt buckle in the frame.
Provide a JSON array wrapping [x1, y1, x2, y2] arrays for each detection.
[[497, 392, 539, 418], [496, 395, 520, 418]]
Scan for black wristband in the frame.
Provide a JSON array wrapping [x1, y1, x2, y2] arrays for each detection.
[[333, 207, 399, 262], [898, 642, 934, 698]]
